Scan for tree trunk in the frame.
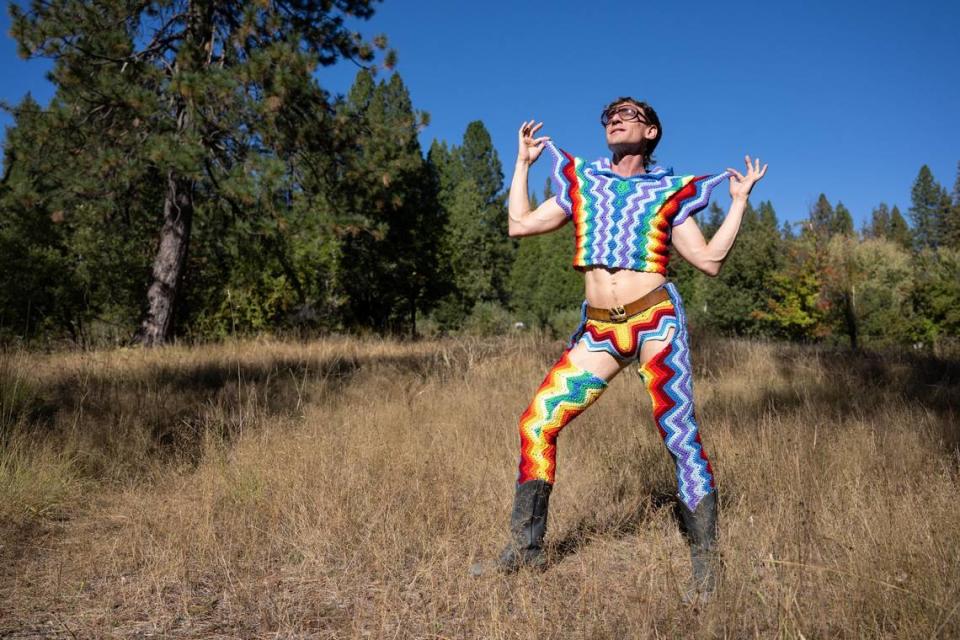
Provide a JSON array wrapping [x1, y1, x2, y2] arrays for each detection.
[[135, 169, 194, 346], [410, 296, 416, 339], [843, 287, 859, 351], [135, 0, 209, 347]]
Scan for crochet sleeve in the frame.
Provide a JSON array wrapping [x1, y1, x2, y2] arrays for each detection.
[[544, 141, 575, 218], [670, 172, 730, 227]]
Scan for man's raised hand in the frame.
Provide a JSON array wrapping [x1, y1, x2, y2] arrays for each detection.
[[517, 120, 550, 166], [726, 155, 768, 200]]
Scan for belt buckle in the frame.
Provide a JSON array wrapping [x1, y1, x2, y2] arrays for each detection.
[[609, 305, 627, 322]]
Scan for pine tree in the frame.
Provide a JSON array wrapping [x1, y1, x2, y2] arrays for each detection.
[[808, 194, 834, 239], [8, 0, 393, 345], [430, 121, 513, 325], [508, 223, 579, 331], [868, 203, 891, 239], [428, 140, 463, 213], [781, 220, 796, 241], [460, 121, 503, 209], [943, 162, 960, 250], [831, 202, 854, 236], [336, 71, 438, 335], [911, 247, 960, 344], [889, 206, 912, 250], [1, 91, 167, 343], [0, 95, 87, 341], [909, 165, 945, 250]]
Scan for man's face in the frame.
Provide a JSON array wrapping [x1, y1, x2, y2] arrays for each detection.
[[603, 103, 658, 152]]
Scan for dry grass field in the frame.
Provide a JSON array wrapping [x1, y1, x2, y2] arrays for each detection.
[[1, 333, 958, 638]]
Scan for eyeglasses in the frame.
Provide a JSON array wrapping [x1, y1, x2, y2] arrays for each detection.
[[600, 105, 649, 127]]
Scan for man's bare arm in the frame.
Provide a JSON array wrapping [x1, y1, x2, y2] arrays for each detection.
[[671, 198, 748, 277], [672, 155, 768, 276], [507, 120, 569, 237]]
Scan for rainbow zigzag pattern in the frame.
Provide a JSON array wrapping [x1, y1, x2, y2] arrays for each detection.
[[545, 141, 728, 275], [518, 351, 607, 484], [579, 299, 679, 360], [638, 290, 714, 510]]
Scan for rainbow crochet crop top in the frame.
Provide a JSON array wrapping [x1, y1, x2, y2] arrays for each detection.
[[546, 141, 729, 275]]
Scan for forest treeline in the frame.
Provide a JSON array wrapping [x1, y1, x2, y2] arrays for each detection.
[[1, 2, 959, 350]]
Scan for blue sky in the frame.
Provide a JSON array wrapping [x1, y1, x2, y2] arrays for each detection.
[[3, 1, 959, 228]]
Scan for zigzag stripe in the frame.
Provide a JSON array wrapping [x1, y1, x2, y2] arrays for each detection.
[[672, 173, 730, 226], [629, 182, 670, 270], [663, 344, 707, 495], [548, 143, 575, 215], [637, 180, 685, 272], [640, 322, 714, 510], [579, 302, 678, 360], [643, 285, 714, 510], [518, 353, 607, 484], [589, 174, 613, 263], [569, 157, 594, 265], [545, 141, 725, 274], [614, 182, 639, 267]]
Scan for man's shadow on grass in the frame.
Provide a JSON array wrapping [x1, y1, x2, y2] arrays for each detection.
[[547, 489, 687, 563]]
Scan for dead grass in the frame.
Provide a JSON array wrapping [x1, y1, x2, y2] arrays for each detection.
[[1, 334, 958, 638]]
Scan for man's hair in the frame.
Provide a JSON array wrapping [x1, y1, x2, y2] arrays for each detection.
[[603, 96, 662, 169]]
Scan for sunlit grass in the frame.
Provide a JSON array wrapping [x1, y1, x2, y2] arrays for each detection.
[[1, 335, 957, 638]]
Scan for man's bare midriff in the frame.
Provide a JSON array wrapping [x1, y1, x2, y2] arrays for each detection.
[[583, 267, 667, 309]]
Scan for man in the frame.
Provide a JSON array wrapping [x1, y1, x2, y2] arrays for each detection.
[[472, 98, 767, 602]]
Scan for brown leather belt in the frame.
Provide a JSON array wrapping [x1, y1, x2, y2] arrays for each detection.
[[585, 287, 670, 323]]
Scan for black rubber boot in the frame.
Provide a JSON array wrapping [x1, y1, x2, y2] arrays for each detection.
[[679, 490, 719, 602], [470, 480, 552, 576]]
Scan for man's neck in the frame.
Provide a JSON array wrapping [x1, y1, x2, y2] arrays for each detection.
[[610, 151, 647, 177]]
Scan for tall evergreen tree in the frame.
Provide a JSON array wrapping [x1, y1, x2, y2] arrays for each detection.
[[888, 205, 912, 250], [1, 95, 88, 341], [831, 202, 854, 236], [336, 71, 438, 334], [429, 121, 513, 325], [781, 220, 796, 242], [9, 0, 393, 345], [428, 140, 462, 212], [1, 91, 167, 343], [868, 203, 891, 239], [460, 121, 503, 209], [909, 165, 945, 250], [943, 162, 960, 250], [808, 193, 834, 239], [911, 247, 960, 345]]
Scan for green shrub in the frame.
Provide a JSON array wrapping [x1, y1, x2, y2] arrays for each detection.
[[462, 302, 512, 336]]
